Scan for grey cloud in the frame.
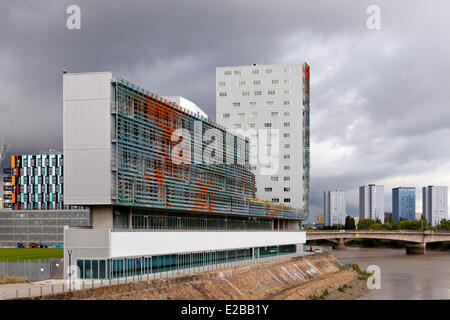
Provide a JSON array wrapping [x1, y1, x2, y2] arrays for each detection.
[[0, 0, 449, 221]]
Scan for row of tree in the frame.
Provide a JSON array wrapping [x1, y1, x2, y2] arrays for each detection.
[[318, 215, 450, 231]]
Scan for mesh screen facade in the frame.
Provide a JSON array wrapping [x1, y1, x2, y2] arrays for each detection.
[[0, 209, 90, 247], [111, 78, 304, 219]]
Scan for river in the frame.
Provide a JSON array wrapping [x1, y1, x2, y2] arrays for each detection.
[[316, 245, 450, 299]]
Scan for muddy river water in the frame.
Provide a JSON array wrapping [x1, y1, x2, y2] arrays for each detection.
[[321, 246, 450, 299]]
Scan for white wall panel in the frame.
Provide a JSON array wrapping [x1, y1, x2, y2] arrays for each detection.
[[110, 231, 306, 257], [63, 72, 112, 205]]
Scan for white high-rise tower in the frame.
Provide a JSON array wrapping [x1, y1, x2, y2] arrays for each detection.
[[216, 63, 310, 216]]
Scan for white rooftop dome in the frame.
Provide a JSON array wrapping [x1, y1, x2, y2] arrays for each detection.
[[163, 96, 208, 119]]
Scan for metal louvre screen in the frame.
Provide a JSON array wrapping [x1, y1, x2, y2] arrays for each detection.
[[111, 78, 305, 219]]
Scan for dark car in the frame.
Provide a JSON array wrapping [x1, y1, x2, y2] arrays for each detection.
[[17, 242, 25, 248], [38, 243, 48, 248], [28, 242, 39, 248]]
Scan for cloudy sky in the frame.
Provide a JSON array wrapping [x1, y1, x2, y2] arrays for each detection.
[[0, 0, 449, 221]]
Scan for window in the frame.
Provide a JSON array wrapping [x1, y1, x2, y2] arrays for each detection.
[[284, 187, 291, 192], [237, 113, 245, 118], [271, 177, 279, 181], [252, 69, 259, 74], [222, 113, 230, 119], [284, 111, 291, 116], [233, 102, 240, 107], [284, 89, 291, 94], [264, 123, 272, 128], [271, 112, 279, 116], [272, 79, 279, 84], [224, 71, 232, 75], [266, 101, 274, 106], [218, 81, 226, 86], [238, 80, 246, 86], [250, 165, 256, 170], [284, 165, 290, 170], [242, 91, 250, 96], [271, 198, 279, 203], [248, 123, 256, 128], [284, 198, 291, 203], [284, 176, 290, 181], [283, 67, 291, 73], [254, 91, 262, 96], [264, 187, 272, 192], [249, 112, 258, 117], [253, 80, 261, 85], [265, 69, 273, 74], [234, 70, 241, 75], [249, 101, 257, 106], [233, 124, 242, 129], [284, 144, 290, 149], [268, 90, 276, 95], [284, 100, 291, 105], [283, 133, 290, 138], [284, 79, 291, 84], [219, 92, 227, 97], [284, 122, 290, 127]]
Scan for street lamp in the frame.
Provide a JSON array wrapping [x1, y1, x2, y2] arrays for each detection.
[[67, 249, 72, 291]]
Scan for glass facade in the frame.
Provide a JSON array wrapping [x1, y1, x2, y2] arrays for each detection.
[[129, 212, 273, 230], [392, 187, 416, 222], [75, 244, 297, 279]]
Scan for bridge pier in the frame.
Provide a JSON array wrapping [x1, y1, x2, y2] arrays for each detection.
[[406, 243, 426, 255], [332, 238, 347, 251]]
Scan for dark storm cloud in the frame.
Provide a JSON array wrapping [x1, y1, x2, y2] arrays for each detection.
[[0, 0, 449, 220]]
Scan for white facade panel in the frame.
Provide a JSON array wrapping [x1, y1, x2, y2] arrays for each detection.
[[423, 186, 448, 226], [216, 64, 304, 210], [63, 72, 113, 205], [359, 184, 384, 223], [110, 231, 306, 257], [324, 190, 346, 226]]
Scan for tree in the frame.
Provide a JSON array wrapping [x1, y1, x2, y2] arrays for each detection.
[[345, 216, 356, 230], [358, 218, 376, 230], [331, 223, 344, 230], [368, 223, 383, 230], [437, 219, 450, 230]]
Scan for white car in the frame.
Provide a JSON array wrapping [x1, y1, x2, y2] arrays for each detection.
[[314, 248, 323, 253]]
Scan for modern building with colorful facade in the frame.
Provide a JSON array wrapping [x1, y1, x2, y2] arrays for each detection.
[[392, 187, 416, 222], [63, 72, 307, 280], [6, 152, 85, 211]]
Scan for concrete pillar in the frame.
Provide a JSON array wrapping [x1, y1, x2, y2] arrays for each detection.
[[128, 208, 132, 230], [333, 238, 347, 250], [406, 243, 426, 254], [90, 206, 113, 229]]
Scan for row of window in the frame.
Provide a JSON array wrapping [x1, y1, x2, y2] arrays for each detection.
[[222, 67, 292, 76], [219, 90, 291, 97], [264, 187, 291, 192], [218, 79, 292, 86], [223, 111, 291, 119], [270, 198, 291, 203], [226, 101, 292, 107], [233, 122, 290, 129]]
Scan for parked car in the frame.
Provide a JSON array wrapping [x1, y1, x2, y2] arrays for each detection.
[[17, 242, 25, 248], [314, 248, 323, 253], [28, 242, 39, 248], [38, 243, 48, 248]]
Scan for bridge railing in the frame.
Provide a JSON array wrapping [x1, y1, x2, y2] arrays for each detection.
[[305, 229, 450, 234]]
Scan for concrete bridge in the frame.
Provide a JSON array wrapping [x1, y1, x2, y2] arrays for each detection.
[[305, 230, 450, 254]]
